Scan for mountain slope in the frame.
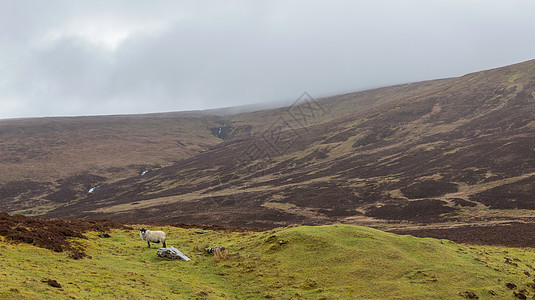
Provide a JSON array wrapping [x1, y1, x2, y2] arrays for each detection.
[[42, 60, 535, 229], [0, 74, 449, 216], [0, 112, 234, 214]]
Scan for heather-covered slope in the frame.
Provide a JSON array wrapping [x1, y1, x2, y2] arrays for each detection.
[[41, 60, 535, 231], [0, 72, 446, 216], [0, 113, 228, 214]]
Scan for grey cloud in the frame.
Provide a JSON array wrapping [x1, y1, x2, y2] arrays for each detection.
[[1, 0, 535, 118]]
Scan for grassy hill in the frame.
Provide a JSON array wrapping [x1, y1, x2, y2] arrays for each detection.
[[1, 217, 535, 299]]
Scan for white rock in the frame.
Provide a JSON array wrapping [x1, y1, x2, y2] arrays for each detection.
[[156, 247, 191, 261]]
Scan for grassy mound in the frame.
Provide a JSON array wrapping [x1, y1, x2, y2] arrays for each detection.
[[1, 224, 534, 299]]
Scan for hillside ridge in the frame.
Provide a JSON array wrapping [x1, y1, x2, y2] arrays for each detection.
[[1, 60, 534, 235], [44, 60, 535, 232]]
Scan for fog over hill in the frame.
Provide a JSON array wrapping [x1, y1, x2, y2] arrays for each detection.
[[2, 1, 535, 119]]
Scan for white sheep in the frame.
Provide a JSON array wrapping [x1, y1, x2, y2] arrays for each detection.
[[139, 228, 167, 248]]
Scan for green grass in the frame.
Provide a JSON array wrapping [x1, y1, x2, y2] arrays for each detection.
[[1, 225, 535, 299], [508, 71, 522, 83]]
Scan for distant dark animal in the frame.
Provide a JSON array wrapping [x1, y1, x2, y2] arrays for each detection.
[[139, 228, 166, 248], [42, 279, 61, 288]]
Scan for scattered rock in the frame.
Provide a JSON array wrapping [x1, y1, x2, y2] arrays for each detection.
[[507, 282, 517, 290], [525, 271, 531, 277], [98, 233, 111, 238], [513, 291, 527, 299], [205, 246, 226, 255], [462, 291, 479, 299], [43, 279, 61, 288], [279, 240, 288, 245], [195, 230, 208, 234], [156, 247, 191, 261]]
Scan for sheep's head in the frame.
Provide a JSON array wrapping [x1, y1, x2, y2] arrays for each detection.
[[139, 228, 147, 235]]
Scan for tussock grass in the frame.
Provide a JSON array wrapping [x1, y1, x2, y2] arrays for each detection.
[[213, 247, 229, 262], [1, 224, 535, 299]]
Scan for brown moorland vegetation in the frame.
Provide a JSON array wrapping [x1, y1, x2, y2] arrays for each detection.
[[0, 212, 129, 258], [1, 60, 534, 241]]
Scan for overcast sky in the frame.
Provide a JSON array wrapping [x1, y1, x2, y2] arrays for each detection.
[[1, 0, 534, 119]]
